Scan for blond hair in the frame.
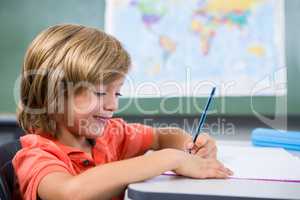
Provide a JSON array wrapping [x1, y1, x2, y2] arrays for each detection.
[[18, 24, 131, 136]]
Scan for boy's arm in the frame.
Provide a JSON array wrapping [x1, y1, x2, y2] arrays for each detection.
[[38, 149, 182, 200], [151, 127, 192, 151], [38, 148, 231, 200]]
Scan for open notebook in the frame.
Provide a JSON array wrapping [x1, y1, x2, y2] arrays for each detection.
[[164, 145, 300, 182]]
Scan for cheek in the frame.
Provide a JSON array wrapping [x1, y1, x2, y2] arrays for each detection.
[[63, 102, 95, 132], [64, 93, 105, 137], [73, 97, 98, 114]]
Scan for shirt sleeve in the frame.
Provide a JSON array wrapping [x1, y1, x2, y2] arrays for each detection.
[[110, 118, 154, 160], [12, 148, 71, 200]]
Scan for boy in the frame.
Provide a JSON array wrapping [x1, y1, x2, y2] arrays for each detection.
[[13, 24, 232, 200]]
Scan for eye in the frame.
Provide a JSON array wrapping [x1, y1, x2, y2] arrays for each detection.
[[115, 92, 122, 97], [94, 92, 106, 96]]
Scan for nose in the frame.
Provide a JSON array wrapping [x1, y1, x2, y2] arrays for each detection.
[[103, 94, 118, 112]]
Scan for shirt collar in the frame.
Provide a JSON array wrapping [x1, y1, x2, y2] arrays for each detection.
[[42, 132, 87, 155]]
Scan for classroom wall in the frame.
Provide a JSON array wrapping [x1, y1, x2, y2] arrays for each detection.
[[286, 0, 300, 115], [0, 0, 299, 116], [0, 0, 105, 113], [0, 0, 299, 145]]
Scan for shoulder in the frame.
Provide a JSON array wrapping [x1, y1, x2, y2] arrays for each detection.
[[13, 135, 73, 200], [20, 134, 55, 148], [19, 134, 63, 153], [14, 134, 69, 165]]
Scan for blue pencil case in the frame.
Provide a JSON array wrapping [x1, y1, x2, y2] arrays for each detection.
[[251, 128, 300, 151]]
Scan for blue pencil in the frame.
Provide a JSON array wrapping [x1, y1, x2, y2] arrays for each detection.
[[192, 87, 216, 143]]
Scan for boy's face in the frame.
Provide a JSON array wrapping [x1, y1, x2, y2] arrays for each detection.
[[60, 77, 124, 139]]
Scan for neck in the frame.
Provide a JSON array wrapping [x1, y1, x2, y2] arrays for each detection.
[[56, 126, 92, 154]]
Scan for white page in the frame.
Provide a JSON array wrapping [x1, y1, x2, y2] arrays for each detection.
[[218, 145, 300, 181], [163, 145, 300, 181]]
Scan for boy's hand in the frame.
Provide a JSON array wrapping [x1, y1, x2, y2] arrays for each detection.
[[174, 152, 233, 179], [185, 133, 217, 159]]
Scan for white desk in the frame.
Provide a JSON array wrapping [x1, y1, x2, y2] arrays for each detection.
[[126, 141, 300, 200]]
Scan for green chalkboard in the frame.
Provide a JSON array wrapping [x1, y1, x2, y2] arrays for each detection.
[[286, 0, 300, 115], [0, 0, 299, 117], [0, 0, 105, 113]]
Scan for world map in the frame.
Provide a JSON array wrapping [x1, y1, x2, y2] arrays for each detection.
[[106, 0, 285, 97]]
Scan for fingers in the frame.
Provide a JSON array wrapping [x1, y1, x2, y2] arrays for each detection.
[[185, 134, 209, 153], [184, 142, 194, 153], [212, 160, 233, 177], [208, 169, 228, 179], [215, 168, 233, 178], [198, 168, 230, 179], [191, 134, 217, 158], [202, 159, 233, 179], [196, 145, 217, 158], [176, 153, 234, 180], [194, 133, 210, 148]]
